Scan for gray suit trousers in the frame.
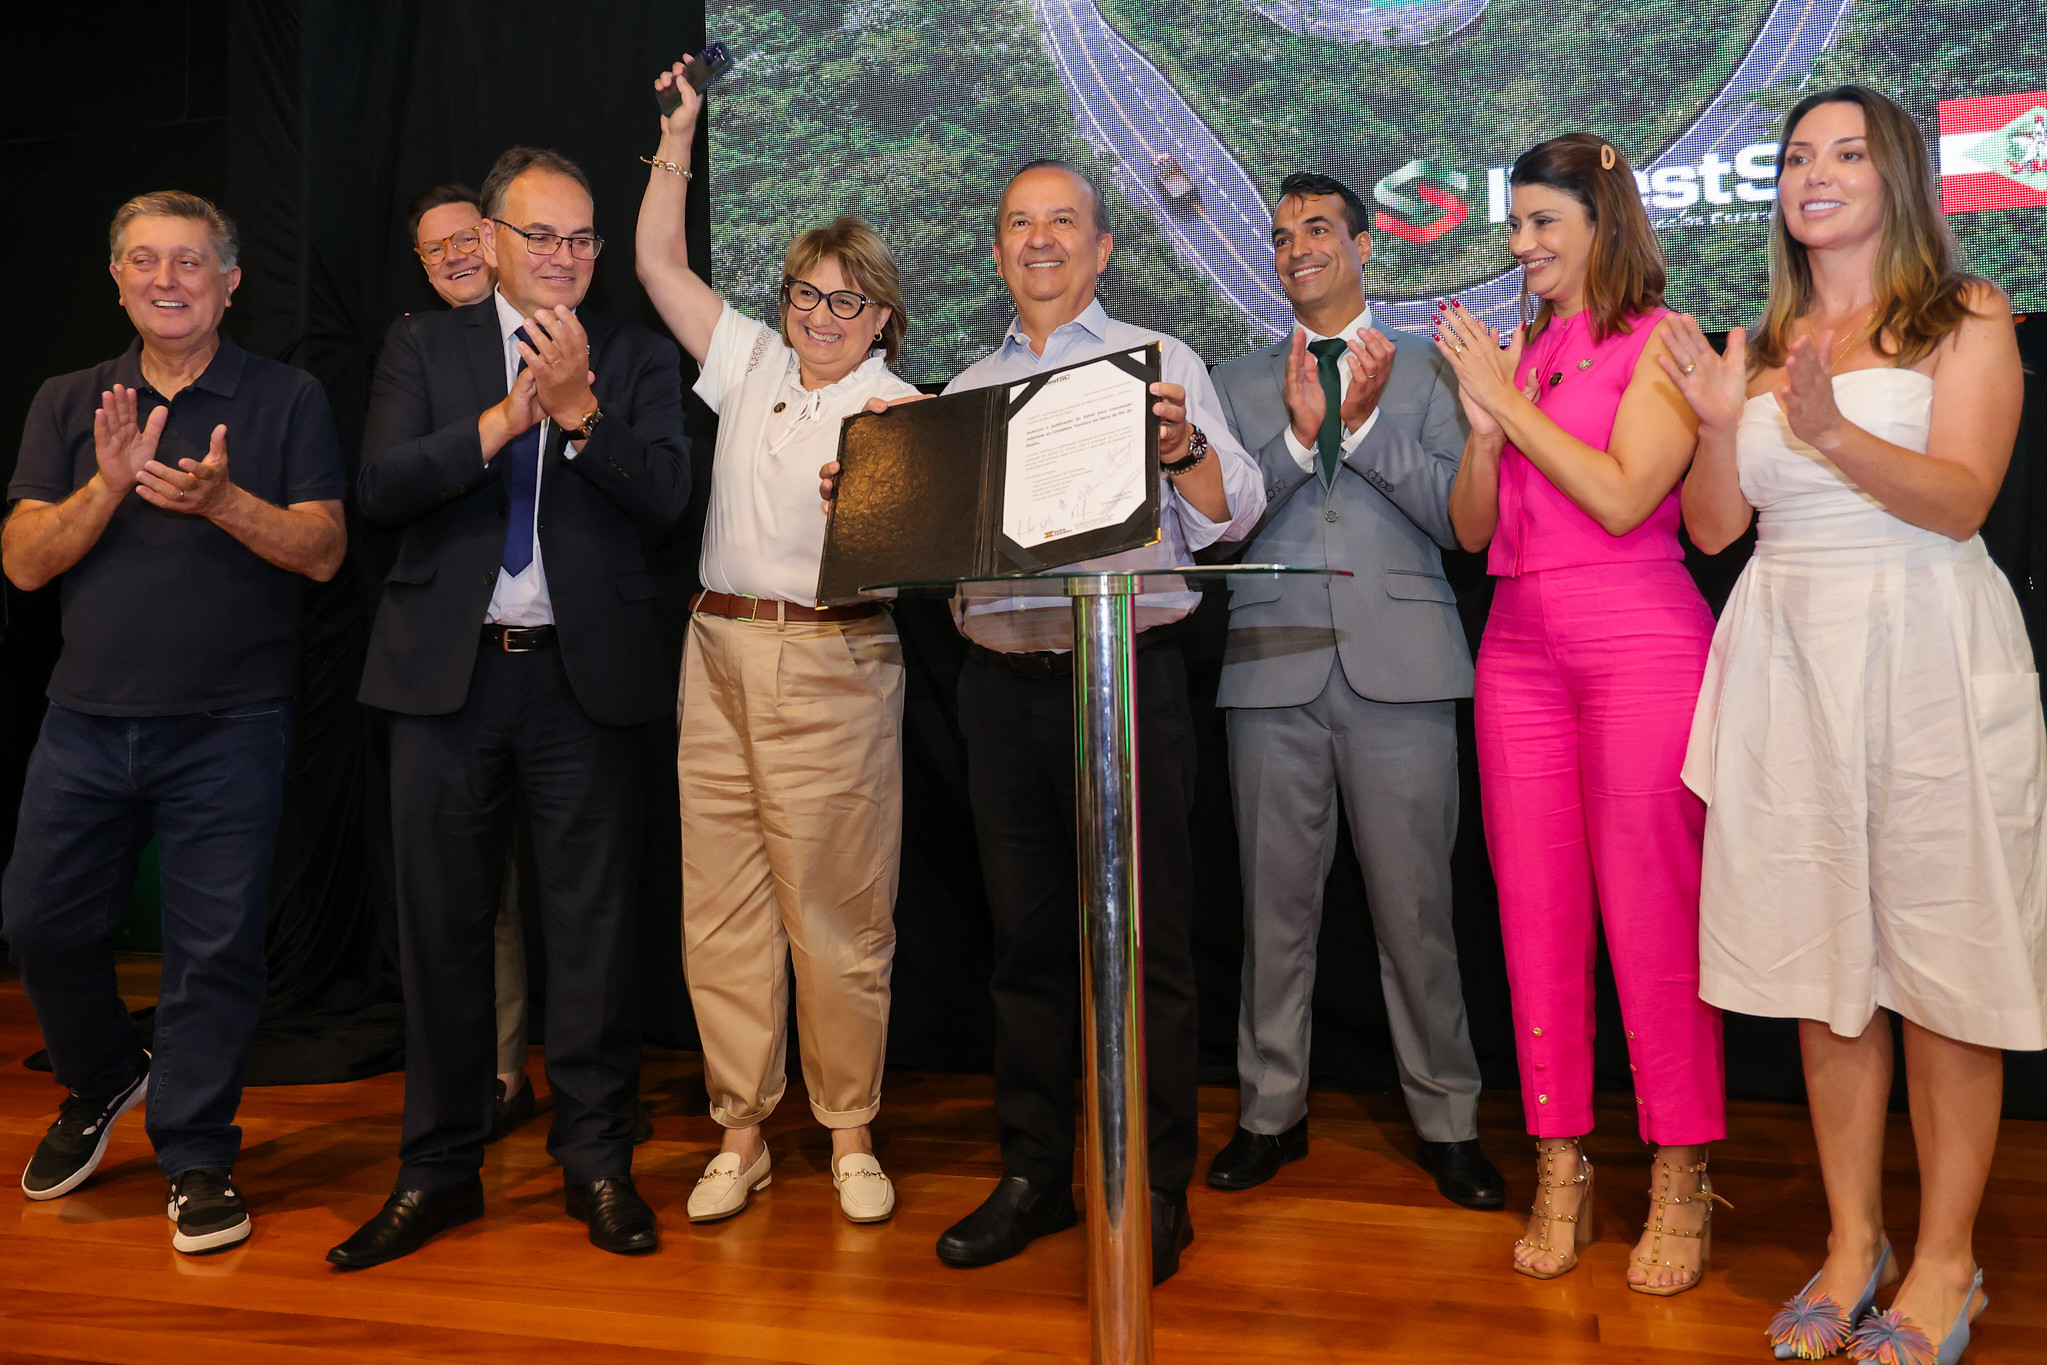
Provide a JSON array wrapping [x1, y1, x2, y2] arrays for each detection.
[[1228, 658, 1480, 1141]]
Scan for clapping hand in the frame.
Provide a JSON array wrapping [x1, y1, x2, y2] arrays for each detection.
[[517, 306, 600, 430], [1431, 302, 1524, 440], [137, 423, 232, 517], [1777, 330, 1846, 451], [1283, 327, 1397, 451], [1656, 315, 1749, 433], [92, 385, 166, 497]]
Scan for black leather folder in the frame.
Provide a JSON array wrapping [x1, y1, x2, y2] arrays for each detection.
[[815, 345, 1162, 606]]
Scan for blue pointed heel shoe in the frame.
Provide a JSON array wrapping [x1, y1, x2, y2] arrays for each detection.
[[1768, 1237, 1896, 1360], [1848, 1267, 1986, 1365]]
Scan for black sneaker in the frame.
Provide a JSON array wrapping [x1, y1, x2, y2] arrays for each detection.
[[167, 1168, 251, 1254], [21, 1052, 150, 1201]]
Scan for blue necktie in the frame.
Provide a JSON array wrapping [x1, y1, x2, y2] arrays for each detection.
[[500, 327, 539, 575]]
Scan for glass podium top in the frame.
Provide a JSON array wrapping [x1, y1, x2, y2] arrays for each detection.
[[860, 565, 1351, 598]]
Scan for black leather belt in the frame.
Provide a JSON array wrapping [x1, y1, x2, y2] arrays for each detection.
[[968, 627, 1179, 679], [483, 624, 557, 652]]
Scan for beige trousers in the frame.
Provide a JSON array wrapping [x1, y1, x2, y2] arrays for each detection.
[[679, 611, 904, 1129]]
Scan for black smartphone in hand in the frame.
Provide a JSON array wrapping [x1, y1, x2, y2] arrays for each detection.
[[657, 43, 732, 115]]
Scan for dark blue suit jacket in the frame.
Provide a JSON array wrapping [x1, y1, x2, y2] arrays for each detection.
[[356, 298, 691, 726]]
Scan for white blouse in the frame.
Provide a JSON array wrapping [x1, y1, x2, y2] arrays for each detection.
[[693, 303, 920, 606]]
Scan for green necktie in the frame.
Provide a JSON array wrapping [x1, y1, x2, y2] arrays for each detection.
[[1308, 337, 1347, 484]]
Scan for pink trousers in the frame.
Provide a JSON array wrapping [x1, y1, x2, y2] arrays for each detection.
[[1476, 562, 1726, 1144]]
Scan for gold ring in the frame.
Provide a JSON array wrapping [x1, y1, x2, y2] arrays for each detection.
[[1453, 343, 1466, 353], [1682, 363, 1696, 374], [177, 488, 186, 499]]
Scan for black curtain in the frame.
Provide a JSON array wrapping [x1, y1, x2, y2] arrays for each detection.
[[4, 1, 2043, 1117]]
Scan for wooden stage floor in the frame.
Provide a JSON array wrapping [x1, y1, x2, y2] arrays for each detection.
[[0, 962, 2041, 1363]]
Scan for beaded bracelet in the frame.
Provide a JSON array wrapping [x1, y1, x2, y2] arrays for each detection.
[[641, 156, 692, 180]]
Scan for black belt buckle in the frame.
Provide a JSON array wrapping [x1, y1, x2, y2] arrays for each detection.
[[490, 625, 552, 653]]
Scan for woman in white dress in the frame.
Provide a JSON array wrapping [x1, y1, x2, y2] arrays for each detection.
[[636, 58, 920, 1227], [1662, 85, 2041, 1364]]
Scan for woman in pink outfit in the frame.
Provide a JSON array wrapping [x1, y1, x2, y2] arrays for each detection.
[[1436, 133, 1726, 1294]]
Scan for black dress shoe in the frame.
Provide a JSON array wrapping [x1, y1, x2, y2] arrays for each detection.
[[326, 1179, 484, 1269], [1416, 1138, 1507, 1209], [1150, 1189, 1194, 1284], [487, 1074, 536, 1146], [1205, 1118, 1308, 1190], [565, 1176, 659, 1255], [936, 1174, 1078, 1268]]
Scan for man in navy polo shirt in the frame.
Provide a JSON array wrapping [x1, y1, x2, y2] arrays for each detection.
[[1, 190, 346, 1254]]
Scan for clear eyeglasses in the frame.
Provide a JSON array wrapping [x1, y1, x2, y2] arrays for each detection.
[[414, 229, 482, 265]]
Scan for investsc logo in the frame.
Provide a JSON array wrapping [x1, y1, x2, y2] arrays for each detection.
[[1940, 92, 2047, 214], [1371, 159, 1472, 244]]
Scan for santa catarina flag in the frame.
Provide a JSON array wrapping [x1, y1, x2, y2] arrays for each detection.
[[1939, 92, 2047, 214]]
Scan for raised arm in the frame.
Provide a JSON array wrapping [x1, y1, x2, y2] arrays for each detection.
[[1437, 303, 1699, 537], [635, 59, 724, 364], [1774, 285, 2019, 541]]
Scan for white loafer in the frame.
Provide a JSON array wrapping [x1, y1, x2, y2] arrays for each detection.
[[687, 1147, 771, 1223], [832, 1152, 896, 1223]]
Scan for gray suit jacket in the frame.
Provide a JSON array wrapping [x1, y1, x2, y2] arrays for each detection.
[[1211, 326, 1473, 708]]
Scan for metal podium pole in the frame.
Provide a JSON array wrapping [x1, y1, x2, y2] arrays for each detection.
[[1068, 573, 1152, 1365]]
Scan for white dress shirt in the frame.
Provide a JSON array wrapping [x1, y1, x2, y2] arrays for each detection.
[[943, 300, 1264, 653], [693, 303, 920, 605], [484, 289, 580, 626], [1281, 306, 1382, 472]]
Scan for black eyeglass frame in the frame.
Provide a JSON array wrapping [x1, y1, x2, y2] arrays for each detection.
[[490, 219, 606, 260], [780, 276, 879, 321]]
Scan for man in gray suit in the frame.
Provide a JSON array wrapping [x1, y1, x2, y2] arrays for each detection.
[[1205, 173, 1502, 1208]]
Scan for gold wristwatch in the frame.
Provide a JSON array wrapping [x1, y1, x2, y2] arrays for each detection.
[[560, 406, 603, 442]]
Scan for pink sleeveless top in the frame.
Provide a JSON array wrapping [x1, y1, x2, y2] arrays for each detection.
[[1487, 307, 1682, 577]]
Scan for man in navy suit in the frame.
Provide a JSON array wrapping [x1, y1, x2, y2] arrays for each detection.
[[328, 147, 690, 1268]]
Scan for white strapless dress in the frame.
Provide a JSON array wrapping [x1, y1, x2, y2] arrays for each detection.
[[1682, 368, 2047, 1050]]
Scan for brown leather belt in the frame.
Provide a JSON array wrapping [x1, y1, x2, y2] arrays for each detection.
[[690, 590, 886, 624]]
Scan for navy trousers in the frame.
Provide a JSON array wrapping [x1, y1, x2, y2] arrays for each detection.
[[2, 699, 292, 1177], [389, 645, 644, 1192]]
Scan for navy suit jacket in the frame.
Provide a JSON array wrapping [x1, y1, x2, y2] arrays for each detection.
[[357, 298, 691, 726]]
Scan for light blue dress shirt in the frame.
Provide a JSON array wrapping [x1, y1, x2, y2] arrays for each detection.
[[943, 299, 1265, 652]]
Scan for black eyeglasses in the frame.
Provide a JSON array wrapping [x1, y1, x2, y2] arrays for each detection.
[[414, 229, 482, 265], [491, 219, 605, 260], [781, 277, 876, 320]]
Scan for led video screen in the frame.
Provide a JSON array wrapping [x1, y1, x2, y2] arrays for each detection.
[[708, 0, 2045, 382]]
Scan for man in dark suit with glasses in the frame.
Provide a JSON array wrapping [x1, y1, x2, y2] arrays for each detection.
[[328, 146, 690, 1268]]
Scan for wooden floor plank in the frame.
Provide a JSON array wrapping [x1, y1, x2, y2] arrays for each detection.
[[0, 962, 2040, 1362]]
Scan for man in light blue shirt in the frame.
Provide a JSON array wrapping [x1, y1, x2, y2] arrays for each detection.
[[930, 160, 1262, 1285]]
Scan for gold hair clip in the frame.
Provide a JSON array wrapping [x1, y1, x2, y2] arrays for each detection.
[[1600, 144, 1617, 171]]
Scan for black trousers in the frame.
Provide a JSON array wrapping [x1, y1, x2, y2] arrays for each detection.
[[388, 644, 643, 1191], [956, 639, 1200, 1196]]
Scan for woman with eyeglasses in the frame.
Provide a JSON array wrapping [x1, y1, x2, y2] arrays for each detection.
[[635, 56, 918, 1226]]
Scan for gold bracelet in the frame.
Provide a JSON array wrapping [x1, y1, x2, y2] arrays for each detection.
[[641, 155, 692, 180]]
